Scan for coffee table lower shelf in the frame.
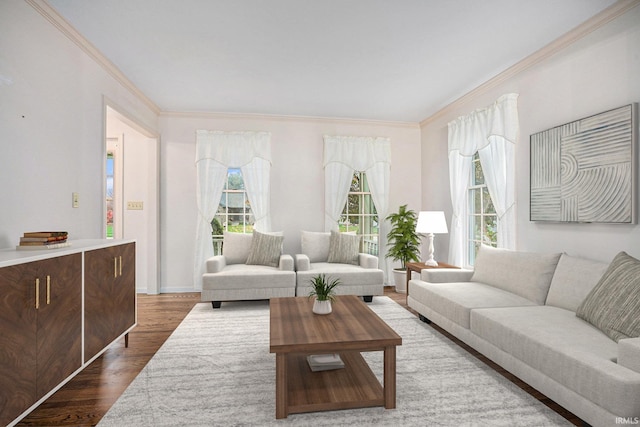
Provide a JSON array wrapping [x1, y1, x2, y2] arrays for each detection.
[[284, 351, 384, 416]]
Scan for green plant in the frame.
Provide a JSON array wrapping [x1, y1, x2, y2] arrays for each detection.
[[385, 204, 421, 270], [308, 274, 341, 302]]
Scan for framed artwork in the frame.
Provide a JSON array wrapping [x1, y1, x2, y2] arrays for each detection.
[[530, 104, 637, 223]]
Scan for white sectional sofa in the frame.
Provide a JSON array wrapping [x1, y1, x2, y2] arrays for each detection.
[[295, 230, 384, 301], [407, 245, 640, 427]]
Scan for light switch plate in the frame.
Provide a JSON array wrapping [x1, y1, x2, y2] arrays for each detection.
[[72, 192, 79, 208], [127, 201, 144, 210]]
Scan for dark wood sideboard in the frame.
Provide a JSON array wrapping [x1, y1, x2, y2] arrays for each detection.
[[0, 240, 136, 426]]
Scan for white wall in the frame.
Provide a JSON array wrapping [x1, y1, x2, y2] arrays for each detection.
[[0, 1, 158, 249], [420, 5, 640, 265], [159, 114, 421, 291]]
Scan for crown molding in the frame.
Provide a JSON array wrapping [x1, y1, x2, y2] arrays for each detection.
[[160, 110, 420, 128], [27, 0, 161, 115], [419, 0, 640, 128]]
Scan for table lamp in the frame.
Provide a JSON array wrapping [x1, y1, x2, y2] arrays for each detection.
[[415, 211, 448, 266]]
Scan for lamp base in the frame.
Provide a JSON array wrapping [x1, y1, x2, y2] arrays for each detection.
[[423, 233, 438, 267]]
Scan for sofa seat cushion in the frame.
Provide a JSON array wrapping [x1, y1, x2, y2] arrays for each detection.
[[471, 306, 640, 417], [202, 264, 295, 290], [409, 281, 537, 329], [296, 262, 383, 286]]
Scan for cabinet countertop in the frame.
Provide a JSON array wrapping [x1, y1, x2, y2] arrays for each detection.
[[0, 239, 136, 268]]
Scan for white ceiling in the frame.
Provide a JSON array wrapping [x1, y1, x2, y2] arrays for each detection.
[[48, 0, 618, 122]]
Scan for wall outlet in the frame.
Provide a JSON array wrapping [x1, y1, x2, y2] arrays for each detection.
[[127, 201, 144, 210], [72, 192, 79, 208]]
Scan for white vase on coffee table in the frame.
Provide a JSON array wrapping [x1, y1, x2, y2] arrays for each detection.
[[313, 299, 332, 315]]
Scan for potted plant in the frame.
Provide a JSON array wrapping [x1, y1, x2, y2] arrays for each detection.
[[385, 204, 421, 293], [308, 274, 340, 314]]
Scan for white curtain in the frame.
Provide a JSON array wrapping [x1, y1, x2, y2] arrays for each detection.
[[194, 130, 272, 288], [447, 151, 473, 267], [241, 158, 271, 231], [447, 93, 519, 266], [323, 135, 392, 281], [324, 162, 354, 231]]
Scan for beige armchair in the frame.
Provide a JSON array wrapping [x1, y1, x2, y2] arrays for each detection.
[[201, 231, 296, 308], [295, 231, 384, 301]]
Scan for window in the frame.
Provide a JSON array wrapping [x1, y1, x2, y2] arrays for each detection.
[[211, 168, 254, 254], [339, 172, 379, 255], [467, 153, 497, 265]]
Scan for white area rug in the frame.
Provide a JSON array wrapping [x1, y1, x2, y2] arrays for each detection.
[[98, 297, 570, 426]]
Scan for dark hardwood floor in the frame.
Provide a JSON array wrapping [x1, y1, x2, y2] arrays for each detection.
[[18, 293, 202, 426], [17, 289, 580, 426]]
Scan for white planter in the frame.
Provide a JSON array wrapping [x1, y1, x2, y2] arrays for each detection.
[[393, 269, 407, 293], [312, 299, 332, 315]]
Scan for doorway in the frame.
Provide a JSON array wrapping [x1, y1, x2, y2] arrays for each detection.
[[105, 102, 160, 294], [106, 136, 123, 239]]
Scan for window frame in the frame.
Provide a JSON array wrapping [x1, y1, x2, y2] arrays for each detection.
[[466, 153, 497, 267], [211, 168, 254, 254], [339, 172, 379, 256]]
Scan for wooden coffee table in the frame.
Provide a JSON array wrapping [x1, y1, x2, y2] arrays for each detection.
[[269, 295, 402, 419]]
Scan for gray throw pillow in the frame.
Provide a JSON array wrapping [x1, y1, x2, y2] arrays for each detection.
[[246, 230, 283, 268], [576, 251, 640, 342], [327, 230, 359, 265]]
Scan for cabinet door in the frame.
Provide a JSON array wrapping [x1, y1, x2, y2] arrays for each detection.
[[0, 263, 37, 427], [84, 243, 136, 361], [35, 254, 82, 399], [113, 242, 136, 337]]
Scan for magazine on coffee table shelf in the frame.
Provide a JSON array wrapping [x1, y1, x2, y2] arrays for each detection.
[[307, 354, 344, 372]]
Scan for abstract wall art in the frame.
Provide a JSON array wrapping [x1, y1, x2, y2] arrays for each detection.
[[530, 104, 637, 223]]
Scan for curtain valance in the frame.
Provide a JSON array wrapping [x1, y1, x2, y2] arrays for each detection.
[[447, 93, 519, 156], [323, 135, 391, 171], [196, 130, 271, 166]]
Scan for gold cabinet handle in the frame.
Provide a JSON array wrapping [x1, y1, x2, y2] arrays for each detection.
[[46, 275, 51, 305], [119, 255, 123, 277], [35, 278, 40, 309], [114, 257, 118, 278]]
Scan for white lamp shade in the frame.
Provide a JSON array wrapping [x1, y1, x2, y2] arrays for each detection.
[[416, 211, 448, 234]]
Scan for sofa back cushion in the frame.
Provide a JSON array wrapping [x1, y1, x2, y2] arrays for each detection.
[[471, 245, 561, 304], [576, 251, 640, 342], [301, 231, 331, 262], [223, 232, 253, 264], [545, 254, 609, 311]]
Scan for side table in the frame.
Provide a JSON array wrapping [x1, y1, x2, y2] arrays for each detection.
[[405, 261, 459, 299]]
